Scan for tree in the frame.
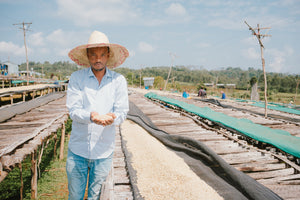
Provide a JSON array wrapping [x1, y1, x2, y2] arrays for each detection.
[[153, 76, 165, 89], [250, 76, 257, 87]]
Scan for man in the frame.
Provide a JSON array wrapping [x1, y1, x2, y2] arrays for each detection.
[[221, 91, 226, 99], [66, 31, 129, 199]]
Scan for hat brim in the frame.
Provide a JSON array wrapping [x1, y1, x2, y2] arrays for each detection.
[[68, 43, 129, 68]]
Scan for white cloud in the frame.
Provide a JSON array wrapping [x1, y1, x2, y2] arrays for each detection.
[[39, 48, 50, 54], [165, 3, 186, 16], [196, 42, 211, 48], [46, 29, 69, 46], [57, 48, 71, 57], [266, 47, 294, 73], [242, 36, 258, 46], [56, 0, 138, 26], [208, 18, 243, 30], [0, 41, 25, 56], [268, 56, 284, 73], [242, 47, 260, 60], [28, 32, 45, 46], [138, 42, 154, 53]]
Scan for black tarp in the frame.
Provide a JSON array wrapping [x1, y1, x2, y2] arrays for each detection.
[[125, 101, 282, 200]]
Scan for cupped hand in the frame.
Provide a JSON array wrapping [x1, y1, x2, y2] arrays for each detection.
[[90, 112, 116, 126]]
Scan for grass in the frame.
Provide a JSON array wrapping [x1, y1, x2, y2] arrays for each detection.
[[35, 119, 72, 200], [36, 138, 69, 200]]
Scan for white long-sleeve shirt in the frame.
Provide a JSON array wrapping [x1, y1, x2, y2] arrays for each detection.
[[66, 67, 128, 159]]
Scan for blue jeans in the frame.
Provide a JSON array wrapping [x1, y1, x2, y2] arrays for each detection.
[[66, 149, 113, 200]]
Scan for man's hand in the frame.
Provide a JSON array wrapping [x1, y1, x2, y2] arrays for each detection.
[[90, 112, 116, 126]]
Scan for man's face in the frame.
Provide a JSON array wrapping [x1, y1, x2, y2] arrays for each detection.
[[87, 47, 110, 72]]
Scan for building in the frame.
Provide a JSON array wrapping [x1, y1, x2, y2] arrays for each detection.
[[1, 62, 19, 76], [143, 77, 155, 88]]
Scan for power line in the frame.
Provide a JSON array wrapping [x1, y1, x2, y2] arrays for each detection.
[[245, 21, 271, 118], [13, 21, 32, 85]]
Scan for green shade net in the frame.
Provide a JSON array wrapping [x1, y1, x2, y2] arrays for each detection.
[[227, 97, 300, 115], [145, 92, 300, 158], [251, 101, 300, 115]]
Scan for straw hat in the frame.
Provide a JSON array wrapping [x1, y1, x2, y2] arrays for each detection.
[[68, 31, 129, 68]]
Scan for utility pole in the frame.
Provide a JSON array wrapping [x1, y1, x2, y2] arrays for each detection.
[[164, 52, 178, 91], [139, 68, 142, 88], [295, 75, 299, 103], [41, 65, 44, 79], [245, 21, 271, 118], [13, 21, 32, 85], [131, 72, 134, 86]]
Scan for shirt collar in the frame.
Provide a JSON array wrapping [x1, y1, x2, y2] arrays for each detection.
[[88, 67, 112, 79]]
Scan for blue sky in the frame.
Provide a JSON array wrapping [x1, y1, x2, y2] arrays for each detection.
[[0, 0, 299, 74]]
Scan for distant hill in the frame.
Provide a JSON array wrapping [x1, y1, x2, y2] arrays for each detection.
[[19, 61, 83, 80], [19, 62, 299, 93]]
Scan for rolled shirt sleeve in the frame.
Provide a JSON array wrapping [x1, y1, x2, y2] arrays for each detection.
[[66, 71, 91, 124], [112, 75, 129, 125]]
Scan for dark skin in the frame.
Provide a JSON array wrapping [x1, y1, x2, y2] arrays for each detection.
[[87, 47, 116, 126]]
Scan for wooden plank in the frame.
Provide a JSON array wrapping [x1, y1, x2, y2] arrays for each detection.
[[258, 174, 300, 184], [0, 113, 66, 157], [234, 162, 286, 172], [264, 185, 300, 200], [0, 122, 44, 130], [247, 168, 294, 180], [114, 185, 133, 200], [208, 145, 250, 155], [100, 166, 114, 200], [161, 126, 205, 134], [151, 119, 192, 126], [113, 167, 130, 184], [220, 151, 277, 165], [12, 114, 60, 122]]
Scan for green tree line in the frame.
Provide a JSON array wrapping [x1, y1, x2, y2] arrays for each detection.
[[19, 61, 82, 80], [116, 66, 299, 94], [19, 61, 299, 94]]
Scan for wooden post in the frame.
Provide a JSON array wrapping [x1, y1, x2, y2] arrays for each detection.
[[31, 150, 38, 199], [59, 123, 66, 160], [10, 94, 13, 105], [295, 78, 299, 103], [164, 53, 178, 91], [23, 92, 26, 102], [260, 43, 268, 118], [18, 163, 23, 200], [139, 69, 142, 89], [53, 134, 58, 159], [37, 142, 45, 178], [32, 90, 36, 99], [245, 21, 271, 118]]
